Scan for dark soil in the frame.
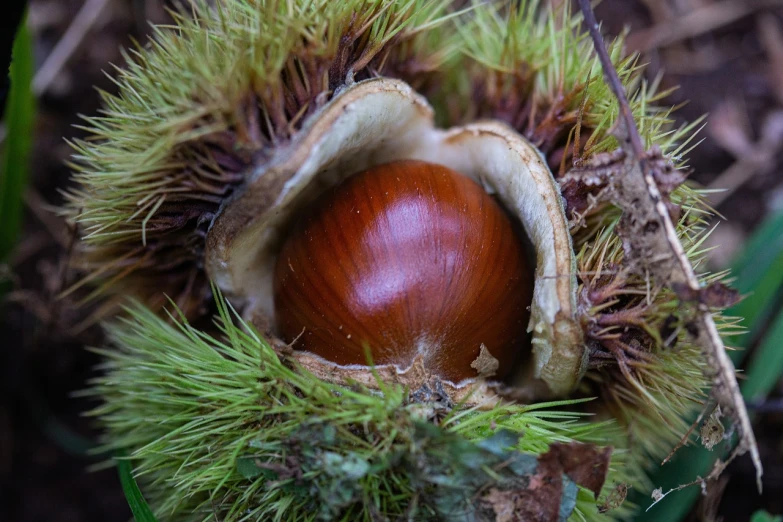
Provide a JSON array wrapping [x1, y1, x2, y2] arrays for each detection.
[[1, 1, 782, 521]]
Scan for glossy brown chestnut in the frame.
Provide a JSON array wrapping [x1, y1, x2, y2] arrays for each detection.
[[273, 160, 533, 383]]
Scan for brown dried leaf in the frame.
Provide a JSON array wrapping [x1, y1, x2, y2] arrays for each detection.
[[598, 483, 630, 514], [560, 149, 625, 224], [542, 442, 613, 499], [700, 407, 726, 451], [699, 282, 742, 309], [673, 281, 742, 309], [481, 484, 561, 522], [478, 442, 613, 522]]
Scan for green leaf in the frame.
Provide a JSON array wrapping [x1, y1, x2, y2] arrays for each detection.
[[743, 309, 783, 403], [0, 16, 35, 262], [751, 510, 783, 522], [724, 208, 783, 356], [116, 453, 159, 522]]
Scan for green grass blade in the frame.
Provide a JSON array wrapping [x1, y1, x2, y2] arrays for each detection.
[[724, 209, 783, 354], [116, 452, 159, 522], [636, 208, 783, 521], [751, 510, 783, 522], [742, 308, 783, 403], [0, 16, 35, 262]]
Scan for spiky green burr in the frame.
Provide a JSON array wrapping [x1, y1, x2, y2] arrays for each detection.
[[62, 0, 740, 520]]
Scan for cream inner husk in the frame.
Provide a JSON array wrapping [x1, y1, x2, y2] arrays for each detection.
[[206, 78, 585, 395]]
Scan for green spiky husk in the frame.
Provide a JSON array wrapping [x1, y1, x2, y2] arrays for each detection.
[[63, 0, 458, 315], [66, 0, 738, 519], [88, 293, 637, 521]]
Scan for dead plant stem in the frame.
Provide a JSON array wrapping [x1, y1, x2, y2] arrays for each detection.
[[577, 0, 763, 493]]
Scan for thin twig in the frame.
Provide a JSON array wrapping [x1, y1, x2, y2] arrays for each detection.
[[628, 0, 783, 53], [578, 3, 646, 159], [645, 477, 705, 513], [706, 156, 771, 207], [0, 0, 112, 149], [706, 105, 783, 207], [577, 0, 762, 493], [759, 14, 783, 105], [661, 401, 714, 465], [32, 0, 113, 96], [647, 444, 744, 513]]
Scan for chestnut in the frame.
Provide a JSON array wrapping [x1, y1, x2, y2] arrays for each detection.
[[273, 160, 533, 383]]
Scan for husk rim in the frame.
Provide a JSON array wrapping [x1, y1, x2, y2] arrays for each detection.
[[205, 77, 585, 396]]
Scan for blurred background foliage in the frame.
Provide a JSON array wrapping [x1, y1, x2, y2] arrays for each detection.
[[1, 0, 783, 521], [1, 20, 35, 268]]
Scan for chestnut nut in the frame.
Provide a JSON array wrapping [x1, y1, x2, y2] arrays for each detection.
[[273, 160, 534, 383]]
